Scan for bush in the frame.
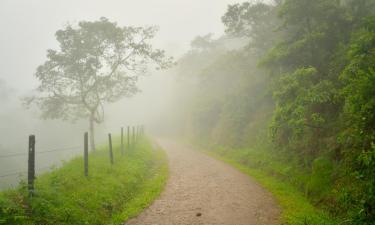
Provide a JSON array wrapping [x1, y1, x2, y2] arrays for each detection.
[[306, 157, 333, 199]]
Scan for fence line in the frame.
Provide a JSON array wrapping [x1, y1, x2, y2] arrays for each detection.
[[36, 146, 83, 155], [0, 171, 27, 178], [0, 152, 27, 159], [0, 145, 83, 159], [0, 146, 82, 178], [0, 163, 72, 178], [0, 124, 145, 194]]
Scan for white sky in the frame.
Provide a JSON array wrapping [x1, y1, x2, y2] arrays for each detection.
[[0, 0, 245, 92]]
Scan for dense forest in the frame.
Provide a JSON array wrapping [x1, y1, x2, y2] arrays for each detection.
[[171, 0, 375, 223]]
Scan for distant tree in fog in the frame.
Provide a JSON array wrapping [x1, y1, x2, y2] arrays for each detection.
[[25, 17, 173, 151]]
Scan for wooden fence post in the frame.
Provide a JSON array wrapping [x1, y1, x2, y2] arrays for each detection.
[[132, 126, 135, 146], [84, 132, 88, 177], [121, 127, 124, 155], [127, 126, 130, 151], [108, 133, 114, 165], [135, 126, 138, 143], [28, 135, 35, 196]]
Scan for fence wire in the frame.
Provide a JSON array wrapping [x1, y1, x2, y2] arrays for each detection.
[[0, 145, 83, 158], [0, 145, 83, 178]]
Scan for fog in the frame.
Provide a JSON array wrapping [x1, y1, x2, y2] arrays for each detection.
[[1, 1, 374, 223], [0, 0, 246, 188]]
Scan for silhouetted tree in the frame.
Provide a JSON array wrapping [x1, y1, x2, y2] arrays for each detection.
[[25, 17, 173, 150]]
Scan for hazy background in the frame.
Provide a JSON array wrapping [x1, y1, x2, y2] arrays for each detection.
[[0, 0, 246, 188]]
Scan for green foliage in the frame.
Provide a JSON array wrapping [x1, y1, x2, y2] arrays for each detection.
[[270, 67, 340, 159], [306, 157, 333, 198], [222, 1, 279, 55], [338, 16, 375, 223], [0, 137, 168, 225], [263, 2, 375, 223], [171, 0, 375, 223]]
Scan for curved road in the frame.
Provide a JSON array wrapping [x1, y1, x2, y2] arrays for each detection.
[[124, 138, 280, 225]]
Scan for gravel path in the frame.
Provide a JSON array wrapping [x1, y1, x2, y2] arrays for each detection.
[[124, 138, 280, 225]]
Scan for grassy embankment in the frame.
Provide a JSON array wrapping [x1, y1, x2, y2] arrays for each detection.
[[0, 136, 168, 225], [200, 146, 338, 225]]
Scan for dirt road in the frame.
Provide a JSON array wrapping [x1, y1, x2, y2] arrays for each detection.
[[124, 139, 280, 225]]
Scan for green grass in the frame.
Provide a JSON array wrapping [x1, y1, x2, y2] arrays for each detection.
[[0, 136, 168, 225], [199, 146, 338, 225]]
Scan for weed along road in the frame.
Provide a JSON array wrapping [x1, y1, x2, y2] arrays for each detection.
[[124, 138, 280, 225]]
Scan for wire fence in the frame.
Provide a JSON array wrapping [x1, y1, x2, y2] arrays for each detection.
[[0, 145, 83, 158], [0, 145, 83, 178], [0, 125, 145, 194]]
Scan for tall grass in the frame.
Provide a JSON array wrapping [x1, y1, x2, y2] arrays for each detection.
[[0, 136, 168, 225]]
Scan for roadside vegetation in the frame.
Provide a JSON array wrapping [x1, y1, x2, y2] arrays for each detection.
[[201, 145, 337, 224], [169, 0, 375, 224], [0, 137, 168, 225]]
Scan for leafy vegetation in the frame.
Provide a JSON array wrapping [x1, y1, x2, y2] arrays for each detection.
[[0, 137, 168, 225], [171, 0, 375, 224]]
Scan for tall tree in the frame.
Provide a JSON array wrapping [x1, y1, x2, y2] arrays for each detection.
[[221, 0, 279, 56], [25, 17, 172, 150]]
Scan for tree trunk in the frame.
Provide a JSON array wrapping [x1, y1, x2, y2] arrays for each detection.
[[89, 114, 96, 151]]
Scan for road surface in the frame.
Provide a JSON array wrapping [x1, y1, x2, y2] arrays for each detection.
[[124, 138, 280, 225]]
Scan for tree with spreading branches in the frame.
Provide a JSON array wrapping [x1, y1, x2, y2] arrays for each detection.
[[25, 17, 173, 151]]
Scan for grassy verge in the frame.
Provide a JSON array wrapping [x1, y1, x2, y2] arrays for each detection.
[[0, 136, 168, 225], [199, 146, 338, 225]]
